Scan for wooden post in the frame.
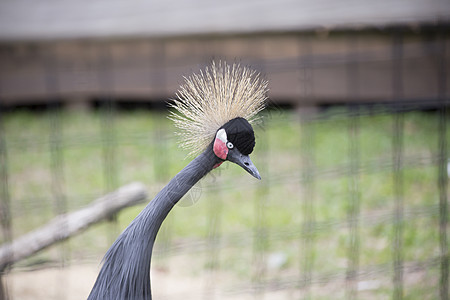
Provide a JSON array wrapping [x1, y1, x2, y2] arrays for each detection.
[[0, 182, 147, 271]]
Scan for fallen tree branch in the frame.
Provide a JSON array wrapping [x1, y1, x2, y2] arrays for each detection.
[[0, 182, 148, 270]]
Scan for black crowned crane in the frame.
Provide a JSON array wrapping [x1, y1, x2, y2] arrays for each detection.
[[88, 61, 268, 300]]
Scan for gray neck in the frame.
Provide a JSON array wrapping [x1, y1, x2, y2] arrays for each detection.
[[88, 146, 220, 300]]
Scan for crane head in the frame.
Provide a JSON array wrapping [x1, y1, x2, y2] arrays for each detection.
[[170, 61, 268, 158], [213, 117, 261, 180]]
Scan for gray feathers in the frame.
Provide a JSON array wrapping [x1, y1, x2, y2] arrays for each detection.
[[88, 209, 154, 299], [88, 149, 220, 300]]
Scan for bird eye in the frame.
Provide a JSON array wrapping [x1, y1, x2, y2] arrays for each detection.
[[226, 142, 234, 149]]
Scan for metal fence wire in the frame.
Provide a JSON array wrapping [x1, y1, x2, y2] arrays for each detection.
[[0, 30, 449, 300]]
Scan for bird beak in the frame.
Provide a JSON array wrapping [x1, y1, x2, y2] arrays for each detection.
[[227, 149, 261, 180]]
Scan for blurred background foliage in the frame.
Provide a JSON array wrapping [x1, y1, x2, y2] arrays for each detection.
[[1, 106, 446, 299]]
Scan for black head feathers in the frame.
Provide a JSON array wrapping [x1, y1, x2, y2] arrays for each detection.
[[220, 117, 256, 155]]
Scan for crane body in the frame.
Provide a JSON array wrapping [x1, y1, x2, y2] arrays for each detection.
[[88, 147, 219, 299], [88, 61, 268, 299]]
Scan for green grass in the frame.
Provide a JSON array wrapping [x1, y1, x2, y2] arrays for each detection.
[[1, 107, 447, 299]]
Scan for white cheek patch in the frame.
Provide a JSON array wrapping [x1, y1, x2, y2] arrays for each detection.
[[216, 128, 227, 143]]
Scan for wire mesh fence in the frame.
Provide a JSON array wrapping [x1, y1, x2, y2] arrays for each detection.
[[0, 29, 448, 299]]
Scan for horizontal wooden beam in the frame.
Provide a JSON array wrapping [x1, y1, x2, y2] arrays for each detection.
[[1, 32, 448, 106]]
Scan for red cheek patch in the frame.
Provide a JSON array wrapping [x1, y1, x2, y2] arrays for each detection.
[[213, 162, 223, 169], [213, 138, 228, 160]]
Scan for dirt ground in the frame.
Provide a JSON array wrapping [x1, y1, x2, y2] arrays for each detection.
[[2, 255, 436, 299], [4, 264, 98, 300], [3, 263, 295, 300]]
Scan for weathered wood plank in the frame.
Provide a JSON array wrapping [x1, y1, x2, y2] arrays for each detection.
[[0, 32, 449, 106], [0, 182, 148, 270]]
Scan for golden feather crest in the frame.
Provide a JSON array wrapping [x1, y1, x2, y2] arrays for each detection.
[[169, 61, 268, 157]]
